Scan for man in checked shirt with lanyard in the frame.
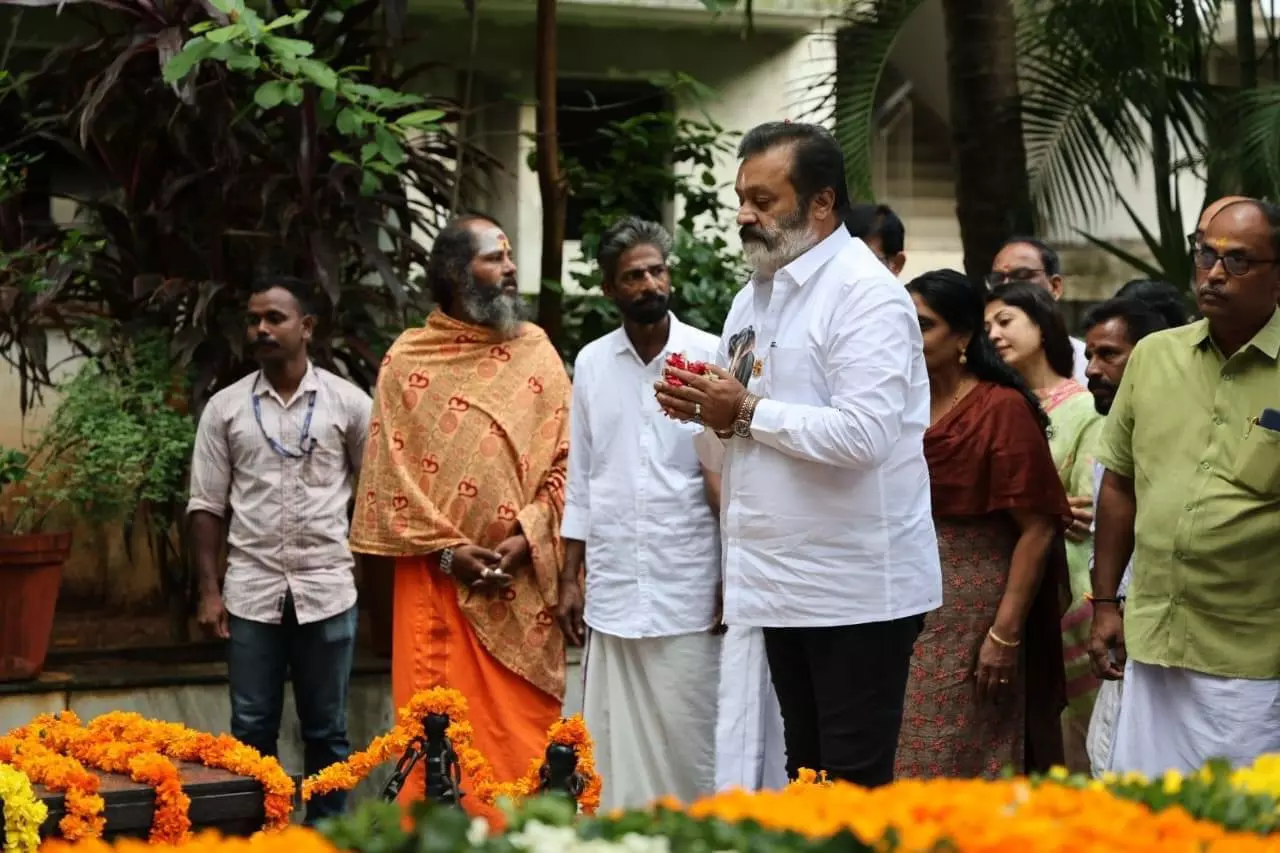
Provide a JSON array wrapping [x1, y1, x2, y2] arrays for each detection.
[[188, 277, 372, 823]]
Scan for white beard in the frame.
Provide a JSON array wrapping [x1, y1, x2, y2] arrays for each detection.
[[743, 224, 821, 277], [460, 277, 528, 339]]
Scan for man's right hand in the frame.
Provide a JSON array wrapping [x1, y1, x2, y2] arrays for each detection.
[[1088, 603, 1126, 680], [197, 591, 229, 639], [556, 574, 586, 646], [448, 545, 506, 588]]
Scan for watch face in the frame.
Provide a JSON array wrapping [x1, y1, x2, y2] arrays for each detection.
[[733, 420, 751, 438]]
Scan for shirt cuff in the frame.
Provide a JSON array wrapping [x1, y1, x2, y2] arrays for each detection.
[[186, 498, 226, 518], [561, 504, 590, 541], [747, 397, 786, 441]]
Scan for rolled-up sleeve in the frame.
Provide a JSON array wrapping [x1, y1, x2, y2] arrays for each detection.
[[345, 386, 374, 481], [187, 399, 232, 517], [560, 354, 592, 541], [749, 285, 915, 470]]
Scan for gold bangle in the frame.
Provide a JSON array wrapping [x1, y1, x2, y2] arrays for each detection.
[[987, 627, 1021, 648]]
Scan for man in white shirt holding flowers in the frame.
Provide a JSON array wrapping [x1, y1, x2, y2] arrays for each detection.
[[656, 121, 941, 787]]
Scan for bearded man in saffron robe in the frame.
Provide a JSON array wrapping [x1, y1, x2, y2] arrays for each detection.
[[350, 214, 570, 820]]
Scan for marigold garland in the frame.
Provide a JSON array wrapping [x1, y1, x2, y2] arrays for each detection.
[[83, 712, 294, 831], [300, 688, 601, 814], [12, 712, 190, 844], [40, 826, 338, 853], [0, 734, 104, 841], [0, 761, 48, 853], [681, 777, 1280, 852]]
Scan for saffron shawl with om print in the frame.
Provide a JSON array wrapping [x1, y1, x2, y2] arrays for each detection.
[[350, 310, 571, 699]]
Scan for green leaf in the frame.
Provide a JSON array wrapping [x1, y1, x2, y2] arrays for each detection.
[[360, 170, 379, 195], [205, 23, 245, 44], [190, 21, 215, 33], [319, 90, 338, 111], [264, 35, 315, 58], [360, 141, 379, 164], [336, 108, 361, 135], [395, 109, 445, 128], [296, 58, 338, 91], [209, 0, 241, 14], [264, 10, 309, 31], [226, 52, 261, 73], [329, 151, 356, 165], [375, 125, 404, 165], [161, 37, 215, 84], [254, 80, 288, 110], [284, 81, 305, 106]]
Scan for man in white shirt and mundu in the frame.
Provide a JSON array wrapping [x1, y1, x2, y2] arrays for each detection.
[[656, 121, 942, 786], [558, 217, 723, 809]]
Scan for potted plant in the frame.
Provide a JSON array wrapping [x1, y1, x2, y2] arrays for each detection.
[[0, 446, 71, 681]]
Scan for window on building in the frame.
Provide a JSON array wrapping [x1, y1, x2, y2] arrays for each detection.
[[556, 79, 668, 241]]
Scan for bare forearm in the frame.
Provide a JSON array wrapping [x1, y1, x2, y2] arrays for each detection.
[[1092, 470, 1136, 599], [563, 538, 585, 583], [189, 511, 225, 596], [993, 513, 1055, 641]]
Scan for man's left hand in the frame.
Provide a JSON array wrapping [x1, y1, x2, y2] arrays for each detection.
[[495, 533, 531, 574], [654, 364, 747, 433]]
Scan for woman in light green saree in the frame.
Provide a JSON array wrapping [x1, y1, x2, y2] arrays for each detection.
[[986, 282, 1103, 773]]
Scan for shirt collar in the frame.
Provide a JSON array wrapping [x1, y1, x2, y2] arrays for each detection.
[[612, 313, 687, 360], [1189, 309, 1280, 360], [752, 225, 852, 288], [254, 361, 319, 399]]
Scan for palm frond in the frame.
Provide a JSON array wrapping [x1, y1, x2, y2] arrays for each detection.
[[1235, 83, 1280, 200], [828, 0, 931, 201]]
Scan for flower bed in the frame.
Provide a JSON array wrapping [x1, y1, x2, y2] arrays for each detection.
[[22, 754, 1280, 853]]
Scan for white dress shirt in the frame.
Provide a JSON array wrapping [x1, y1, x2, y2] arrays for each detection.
[[696, 227, 942, 628], [1071, 337, 1089, 385], [562, 315, 722, 638], [187, 364, 371, 625]]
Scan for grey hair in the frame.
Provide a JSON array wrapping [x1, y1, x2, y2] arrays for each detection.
[[597, 217, 673, 284]]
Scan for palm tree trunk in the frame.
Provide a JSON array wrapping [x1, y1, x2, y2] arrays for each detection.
[[940, 0, 1034, 281], [534, 0, 565, 348]]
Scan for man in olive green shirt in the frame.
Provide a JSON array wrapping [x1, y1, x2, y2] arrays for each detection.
[[1089, 198, 1280, 776]]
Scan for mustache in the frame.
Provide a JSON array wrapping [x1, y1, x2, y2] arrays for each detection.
[[253, 337, 279, 348], [1087, 378, 1116, 395], [740, 225, 772, 246]]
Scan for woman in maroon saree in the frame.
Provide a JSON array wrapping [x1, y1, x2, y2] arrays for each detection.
[[896, 269, 1072, 778]]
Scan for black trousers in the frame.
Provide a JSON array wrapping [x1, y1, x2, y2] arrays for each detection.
[[763, 614, 923, 788]]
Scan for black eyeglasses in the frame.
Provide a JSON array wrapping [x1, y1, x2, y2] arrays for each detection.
[[985, 268, 1045, 287], [252, 390, 318, 458], [1193, 246, 1278, 277]]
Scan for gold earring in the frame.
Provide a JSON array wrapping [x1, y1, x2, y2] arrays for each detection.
[[959, 351, 968, 365]]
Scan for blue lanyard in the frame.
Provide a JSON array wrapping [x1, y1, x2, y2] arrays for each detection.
[[252, 376, 318, 459]]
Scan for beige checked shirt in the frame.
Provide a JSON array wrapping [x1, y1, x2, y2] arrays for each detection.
[[187, 364, 372, 625]]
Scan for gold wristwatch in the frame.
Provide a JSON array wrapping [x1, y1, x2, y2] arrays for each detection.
[[717, 393, 761, 440]]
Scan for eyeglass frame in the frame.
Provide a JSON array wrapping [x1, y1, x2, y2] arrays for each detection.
[[984, 267, 1047, 287], [1192, 245, 1279, 278]]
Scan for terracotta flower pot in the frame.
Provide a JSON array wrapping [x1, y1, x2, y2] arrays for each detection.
[[0, 531, 71, 681]]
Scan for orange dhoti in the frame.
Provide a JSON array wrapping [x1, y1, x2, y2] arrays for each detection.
[[392, 554, 562, 824]]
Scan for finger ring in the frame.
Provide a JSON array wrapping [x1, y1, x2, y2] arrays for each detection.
[[694, 401, 703, 423]]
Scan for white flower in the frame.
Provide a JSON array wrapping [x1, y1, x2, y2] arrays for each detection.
[[507, 822, 670, 853], [467, 817, 490, 846]]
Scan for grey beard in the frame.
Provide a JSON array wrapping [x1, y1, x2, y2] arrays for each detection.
[[459, 275, 527, 339], [743, 223, 821, 277]]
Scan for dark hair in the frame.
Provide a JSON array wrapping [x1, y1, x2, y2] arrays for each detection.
[[907, 269, 1050, 433], [738, 122, 852, 220], [250, 275, 319, 316], [1082, 297, 1173, 346], [1112, 278, 1188, 328], [987, 281, 1076, 380], [597, 217, 672, 285], [845, 203, 905, 255], [425, 212, 504, 306], [999, 236, 1062, 277]]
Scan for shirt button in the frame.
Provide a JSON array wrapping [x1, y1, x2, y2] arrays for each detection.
[[1224, 374, 1234, 382], [1184, 503, 1194, 512], [1174, 551, 1185, 560], [1213, 416, 1224, 425], [1199, 461, 1210, 471]]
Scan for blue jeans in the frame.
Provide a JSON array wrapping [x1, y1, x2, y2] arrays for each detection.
[[228, 594, 357, 824]]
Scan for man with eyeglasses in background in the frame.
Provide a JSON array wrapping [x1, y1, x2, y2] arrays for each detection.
[[1090, 197, 1280, 775], [987, 237, 1089, 386], [188, 276, 371, 824]]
